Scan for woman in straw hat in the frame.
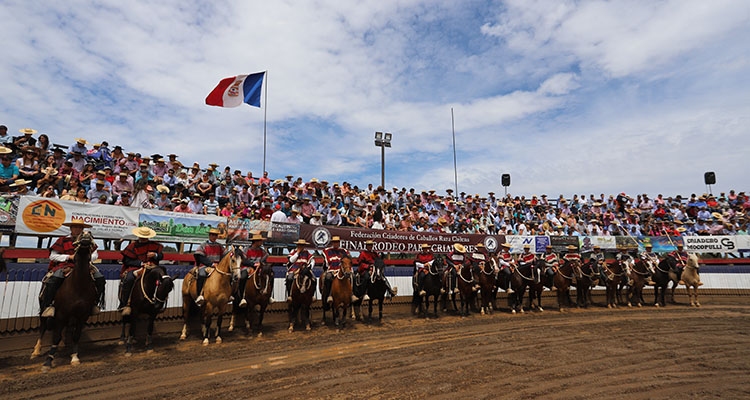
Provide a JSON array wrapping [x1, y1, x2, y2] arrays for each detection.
[[119, 226, 163, 316], [40, 219, 106, 318], [193, 227, 225, 306]]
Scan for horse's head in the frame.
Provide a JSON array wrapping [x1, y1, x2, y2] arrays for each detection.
[[341, 256, 353, 273], [74, 231, 94, 251], [687, 254, 700, 270], [432, 255, 444, 273], [373, 258, 386, 278], [154, 273, 177, 305], [224, 245, 243, 280]]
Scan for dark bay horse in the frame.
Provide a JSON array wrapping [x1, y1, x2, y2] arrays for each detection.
[[601, 260, 624, 308], [574, 259, 598, 308], [360, 258, 389, 323], [413, 256, 444, 318], [120, 266, 176, 355], [455, 262, 478, 317], [476, 257, 497, 315], [624, 260, 649, 308], [441, 264, 459, 313], [32, 232, 98, 371], [653, 256, 680, 307], [320, 256, 353, 328], [181, 246, 242, 345], [552, 260, 578, 311], [528, 259, 554, 312], [508, 260, 542, 314], [288, 261, 315, 332], [235, 262, 275, 337]]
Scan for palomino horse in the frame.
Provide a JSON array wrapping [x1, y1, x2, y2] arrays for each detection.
[[552, 260, 578, 311], [234, 262, 275, 337], [653, 256, 680, 307], [600, 260, 624, 308], [32, 232, 98, 371], [354, 258, 389, 323], [681, 254, 703, 307], [320, 256, 353, 328], [181, 246, 242, 345], [508, 260, 542, 314], [120, 266, 176, 355], [623, 260, 650, 307], [476, 256, 497, 315], [288, 260, 316, 332], [575, 259, 598, 308], [413, 256, 444, 318]]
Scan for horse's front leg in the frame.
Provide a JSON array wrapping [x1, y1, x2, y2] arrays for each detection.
[[256, 304, 266, 337], [125, 316, 136, 356], [69, 321, 84, 366], [201, 313, 211, 346], [215, 313, 223, 344], [146, 315, 156, 353], [43, 325, 64, 371]]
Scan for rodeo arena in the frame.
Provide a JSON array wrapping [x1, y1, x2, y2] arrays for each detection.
[[1, 128, 750, 399]]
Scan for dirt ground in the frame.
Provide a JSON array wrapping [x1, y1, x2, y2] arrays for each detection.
[[1, 294, 750, 400]]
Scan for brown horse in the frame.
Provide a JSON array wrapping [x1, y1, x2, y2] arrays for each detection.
[[320, 256, 353, 328], [601, 260, 624, 308], [288, 261, 316, 332], [236, 262, 275, 337], [32, 232, 98, 371], [456, 262, 478, 317], [624, 260, 649, 307], [120, 266, 176, 355], [681, 254, 703, 307], [180, 246, 242, 345], [553, 260, 578, 311], [575, 259, 598, 308], [476, 257, 497, 315]]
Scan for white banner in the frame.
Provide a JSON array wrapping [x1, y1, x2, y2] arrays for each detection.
[[683, 235, 739, 253], [15, 196, 139, 238]]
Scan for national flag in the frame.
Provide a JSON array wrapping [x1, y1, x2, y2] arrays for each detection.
[[205, 72, 265, 108]]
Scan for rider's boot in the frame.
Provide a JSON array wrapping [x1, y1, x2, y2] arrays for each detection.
[[238, 278, 248, 307], [119, 278, 135, 316], [195, 276, 206, 306], [40, 276, 64, 318], [417, 272, 426, 296], [93, 276, 106, 315]]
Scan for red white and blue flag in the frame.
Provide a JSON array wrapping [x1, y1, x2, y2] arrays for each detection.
[[205, 72, 265, 108]]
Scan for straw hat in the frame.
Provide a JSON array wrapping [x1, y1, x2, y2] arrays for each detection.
[[19, 128, 37, 135], [421, 243, 430, 249], [208, 228, 221, 235], [0, 147, 11, 155], [132, 226, 157, 239], [676, 227, 687, 232], [156, 185, 170, 194], [453, 243, 466, 253], [566, 245, 578, 251], [62, 218, 92, 228], [250, 233, 265, 241], [42, 167, 58, 176], [331, 236, 341, 242], [711, 212, 724, 220], [365, 240, 374, 245], [9, 179, 32, 187], [475, 243, 484, 248], [501, 243, 512, 249], [294, 239, 309, 246], [75, 138, 87, 144], [523, 244, 531, 249]]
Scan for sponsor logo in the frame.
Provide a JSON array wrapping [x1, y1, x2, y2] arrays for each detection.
[[22, 200, 66, 233], [312, 227, 331, 247], [483, 236, 498, 252]]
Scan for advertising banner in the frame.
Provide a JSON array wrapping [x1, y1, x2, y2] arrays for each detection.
[[226, 219, 271, 244], [683, 236, 738, 254], [0, 195, 19, 233], [139, 209, 227, 244], [15, 196, 138, 238]]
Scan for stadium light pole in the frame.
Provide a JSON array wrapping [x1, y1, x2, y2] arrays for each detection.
[[374, 132, 392, 189]]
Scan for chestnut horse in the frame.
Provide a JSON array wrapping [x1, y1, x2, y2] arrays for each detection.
[[180, 246, 242, 345], [624, 260, 650, 308], [288, 260, 316, 332], [235, 262, 275, 337], [552, 260, 578, 311], [320, 256, 353, 328], [32, 232, 98, 371], [681, 254, 703, 307], [476, 257, 497, 315], [455, 262, 478, 317], [120, 266, 176, 355]]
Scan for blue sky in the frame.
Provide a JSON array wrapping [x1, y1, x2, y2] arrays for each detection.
[[1, 0, 748, 198]]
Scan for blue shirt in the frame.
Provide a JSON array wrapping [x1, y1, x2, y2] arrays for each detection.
[[0, 163, 19, 180]]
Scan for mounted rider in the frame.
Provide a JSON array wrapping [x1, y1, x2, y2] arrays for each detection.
[[321, 236, 351, 304], [447, 243, 470, 271], [119, 226, 164, 316], [240, 233, 269, 306], [39, 219, 106, 318], [639, 242, 659, 285], [285, 239, 315, 301], [543, 245, 559, 278], [357, 240, 397, 300], [496, 243, 515, 294], [414, 243, 434, 296], [589, 245, 605, 285], [193, 228, 224, 306], [616, 247, 635, 286], [519, 244, 538, 282]]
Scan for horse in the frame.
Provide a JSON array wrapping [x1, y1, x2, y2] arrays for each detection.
[[507, 260, 542, 314], [552, 260, 578, 311], [320, 255, 353, 328], [455, 261, 479, 317], [574, 259, 598, 308], [32, 232, 98, 371], [600, 260, 624, 308], [681, 254, 703, 307], [359, 258, 389, 323], [236, 262, 275, 337], [351, 263, 370, 322], [476, 256, 497, 315], [623, 259, 650, 308], [288, 260, 316, 332], [180, 246, 242, 345], [653, 256, 680, 307], [441, 264, 460, 313], [119, 265, 176, 355], [413, 256, 444, 318]]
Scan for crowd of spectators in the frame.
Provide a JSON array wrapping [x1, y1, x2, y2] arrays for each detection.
[[1, 125, 748, 237]]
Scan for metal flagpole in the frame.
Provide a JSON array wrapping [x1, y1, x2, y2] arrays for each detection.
[[262, 70, 268, 175], [451, 108, 458, 196]]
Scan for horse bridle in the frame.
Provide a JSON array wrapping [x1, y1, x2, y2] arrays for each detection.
[[141, 272, 171, 305]]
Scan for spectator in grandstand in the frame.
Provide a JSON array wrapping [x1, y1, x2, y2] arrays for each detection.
[[88, 180, 109, 204], [203, 193, 220, 215], [188, 193, 204, 213], [0, 148, 19, 191]]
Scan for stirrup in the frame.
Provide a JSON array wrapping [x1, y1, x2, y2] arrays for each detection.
[[41, 306, 55, 318], [440, 288, 446, 294], [121, 306, 132, 316], [239, 298, 247, 307]]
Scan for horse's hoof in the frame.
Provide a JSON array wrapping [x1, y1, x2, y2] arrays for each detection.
[[637, 303, 642, 308], [41, 365, 51, 373], [118, 339, 125, 345], [216, 337, 223, 344], [202, 339, 209, 346], [696, 302, 701, 307], [627, 303, 632, 308], [146, 349, 154, 354], [306, 325, 311, 331], [228, 326, 234, 332], [511, 310, 516, 314], [179, 334, 186, 341], [607, 304, 612, 309], [538, 307, 544, 312], [257, 332, 263, 338], [654, 303, 660, 308], [480, 309, 485, 315], [520, 309, 525, 314], [125, 352, 132, 357]]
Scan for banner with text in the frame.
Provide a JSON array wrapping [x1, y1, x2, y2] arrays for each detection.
[[15, 196, 138, 238], [139, 210, 227, 244]]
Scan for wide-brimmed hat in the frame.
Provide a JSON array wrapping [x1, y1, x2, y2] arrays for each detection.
[[331, 236, 341, 242], [365, 240, 374, 245], [420, 243, 430, 249], [475, 243, 484, 248], [156, 185, 169, 194], [208, 228, 221, 235], [453, 243, 466, 253], [62, 218, 92, 228], [501, 243, 512, 249], [75, 138, 87, 144], [19, 128, 37, 135], [523, 244, 531, 249], [250, 233, 265, 241], [132, 226, 157, 238], [42, 166, 58, 176], [0, 147, 12, 155], [711, 212, 724, 220], [9, 179, 32, 187], [294, 239, 309, 246], [566, 245, 578, 251]]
